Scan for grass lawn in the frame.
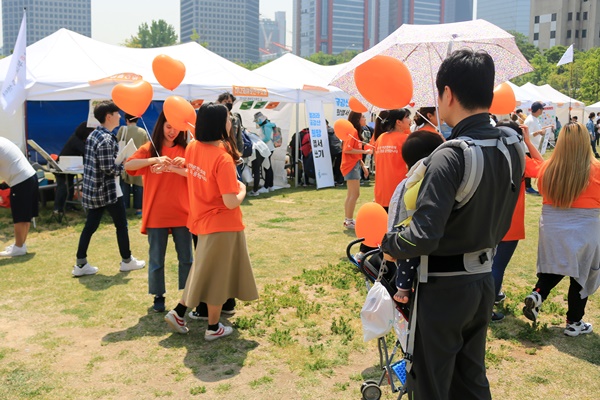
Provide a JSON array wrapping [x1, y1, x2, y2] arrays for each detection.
[[0, 181, 598, 399]]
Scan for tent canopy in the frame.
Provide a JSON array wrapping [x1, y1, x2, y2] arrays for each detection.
[[0, 28, 298, 102]]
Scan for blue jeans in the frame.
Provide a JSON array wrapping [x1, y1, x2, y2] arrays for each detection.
[[147, 227, 193, 296], [76, 199, 130, 263], [491, 240, 519, 297], [121, 182, 143, 210]]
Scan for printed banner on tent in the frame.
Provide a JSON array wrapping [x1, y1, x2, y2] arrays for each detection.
[[305, 100, 334, 189], [333, 97, 350, 121]]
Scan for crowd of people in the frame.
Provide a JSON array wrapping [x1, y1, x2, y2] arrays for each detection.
[[0, 49, 598, 398]]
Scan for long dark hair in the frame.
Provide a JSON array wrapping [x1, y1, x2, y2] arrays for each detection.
[[150, 111, 187, 157], [383, 108, 410, 132], [348, 111, 363, 138], [373, 110, 390, 142], [196, 102, 240, 162], [414, 107, 436, 126]]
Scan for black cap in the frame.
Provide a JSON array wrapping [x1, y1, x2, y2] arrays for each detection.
[[531, 101, 546, 113]]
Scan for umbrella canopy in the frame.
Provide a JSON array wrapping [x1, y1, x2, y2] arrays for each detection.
[[330, 19, 533, 110]]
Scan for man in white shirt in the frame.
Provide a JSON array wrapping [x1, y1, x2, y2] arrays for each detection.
[[523, 101, 553, 195]]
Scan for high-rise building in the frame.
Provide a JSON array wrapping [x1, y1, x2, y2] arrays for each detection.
[[444, 0, 473, 23], [477, 0, 530, 36], [180, 0, 259, 63], [531, 0, 600, 51], [2, 0, 91, 56], [295, 0, 452, 57], [293, 0, 368, 57], [259, 16, 288, 61]]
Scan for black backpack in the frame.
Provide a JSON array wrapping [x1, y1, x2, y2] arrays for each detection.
[[241, 129, 253, 158]]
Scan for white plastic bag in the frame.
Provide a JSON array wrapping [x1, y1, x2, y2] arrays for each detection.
[[361, 281, 399, 342], [241, 164, 253, 184]]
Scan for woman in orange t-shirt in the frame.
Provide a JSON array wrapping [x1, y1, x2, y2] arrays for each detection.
[[125, 112, 191, 313], [523, 122, 600, 336], [165, 103, 258, 341], [490, 121, 543, 321], [374, 108, 412, 209], [341, 112, 372, 230], [414, 106, 445, 139]]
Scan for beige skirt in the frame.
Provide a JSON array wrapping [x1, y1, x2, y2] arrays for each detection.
[[182, 230, 258, 307]]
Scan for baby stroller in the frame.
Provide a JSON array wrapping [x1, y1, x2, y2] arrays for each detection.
[[347, 238, 410, 400]]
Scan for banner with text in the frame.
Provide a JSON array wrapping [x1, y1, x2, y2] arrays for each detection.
[[305, 100, 334, 189]]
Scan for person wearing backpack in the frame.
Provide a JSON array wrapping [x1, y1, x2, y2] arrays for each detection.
[[254, 112, 276, 192], [381, 49, 524, 400], [327, 120, 344, 185]]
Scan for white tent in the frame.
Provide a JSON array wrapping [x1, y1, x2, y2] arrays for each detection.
[[521, 82, 585, 124], [0, 29, 300, 150], [585, 101, 600, 113]]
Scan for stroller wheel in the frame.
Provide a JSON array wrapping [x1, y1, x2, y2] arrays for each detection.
[[361, 382, 381, 400]]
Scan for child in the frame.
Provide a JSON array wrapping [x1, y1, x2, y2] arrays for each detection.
[[386, 130, 444, 303]]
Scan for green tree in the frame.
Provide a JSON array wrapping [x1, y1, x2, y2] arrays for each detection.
[[190, 28, 208, 48], [306, 50, 359, 66], [508, 30, 539, 62], [123, 19, 178, 48]]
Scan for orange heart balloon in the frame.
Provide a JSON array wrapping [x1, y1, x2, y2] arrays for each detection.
[[489, 82, 516, 115], [355, 202, 388, 247], [333, 119, 355, 141], [152, 54, 186, 91], [111, 80, 153, 117], [163, 96, 196, 132], [354, 55, 413, 110], [349, 96, 368, 113]]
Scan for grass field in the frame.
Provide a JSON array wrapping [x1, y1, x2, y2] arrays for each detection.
[[0, 181, 598, 399]]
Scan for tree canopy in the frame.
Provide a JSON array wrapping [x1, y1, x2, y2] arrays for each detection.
[[123, 20, 178, 48]]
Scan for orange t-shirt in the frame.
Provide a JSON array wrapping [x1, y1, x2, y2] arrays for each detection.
[[502, 157, 542, 241], [540, 162, 600, 209], [126, 143, 189, 234], [185, 141, 244, 235], [374, 131, 409, 207], [340, 130, 363, 177]]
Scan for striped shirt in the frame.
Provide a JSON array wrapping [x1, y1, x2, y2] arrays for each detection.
[[82, 126, 123, 209]]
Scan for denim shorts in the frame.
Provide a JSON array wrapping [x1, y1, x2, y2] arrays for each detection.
[[344, 161, 361, 181]]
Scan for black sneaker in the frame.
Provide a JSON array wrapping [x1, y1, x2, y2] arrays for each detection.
[[153, 296, 165, 313], [491, 311, 505, 322], [495, 292, 506, 305]]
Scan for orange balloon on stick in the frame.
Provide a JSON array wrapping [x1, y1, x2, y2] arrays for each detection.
[[163, 96, 196, 132], [333, 119, 355, 141], [354, 55, 413, 110], [489, 82, 516, 115], [152, 54, 186, 91], [355, 202, 388, 248], [349, 96, 368, 113], [111, 80, 153, 117]]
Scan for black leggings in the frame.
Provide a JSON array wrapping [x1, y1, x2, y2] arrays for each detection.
[[251, 153, 265, 192], [534, 273, 588, 322]]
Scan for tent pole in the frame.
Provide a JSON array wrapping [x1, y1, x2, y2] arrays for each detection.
[[294, 98, 300, 187]]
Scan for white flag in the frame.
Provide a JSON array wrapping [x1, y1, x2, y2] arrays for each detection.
[[557, 44, 574, 66], [1, 11, 27, 115]]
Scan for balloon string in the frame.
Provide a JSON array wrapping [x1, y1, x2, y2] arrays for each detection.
[[139, 116, 160, 156], [415, 111, 440, 132], [349, 134, 375, 148], [187, 121, 195, 140]]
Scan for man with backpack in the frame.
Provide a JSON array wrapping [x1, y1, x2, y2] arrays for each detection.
[[217, 92, 244, 178], [381, 49, 524, 400]]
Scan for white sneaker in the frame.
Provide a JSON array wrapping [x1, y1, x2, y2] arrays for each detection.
[[72, 263, 99, 277], [0, 243, 27, 257], [204, 323, 234, 341], [120, 256, 146, 272], [247, 190, 259, 197], [268, 187, 276, 192], [564, 320, 593, 337], [523, 291, 543, 322], [165, 310, 189, 334], [257, 187, 269, 194]]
